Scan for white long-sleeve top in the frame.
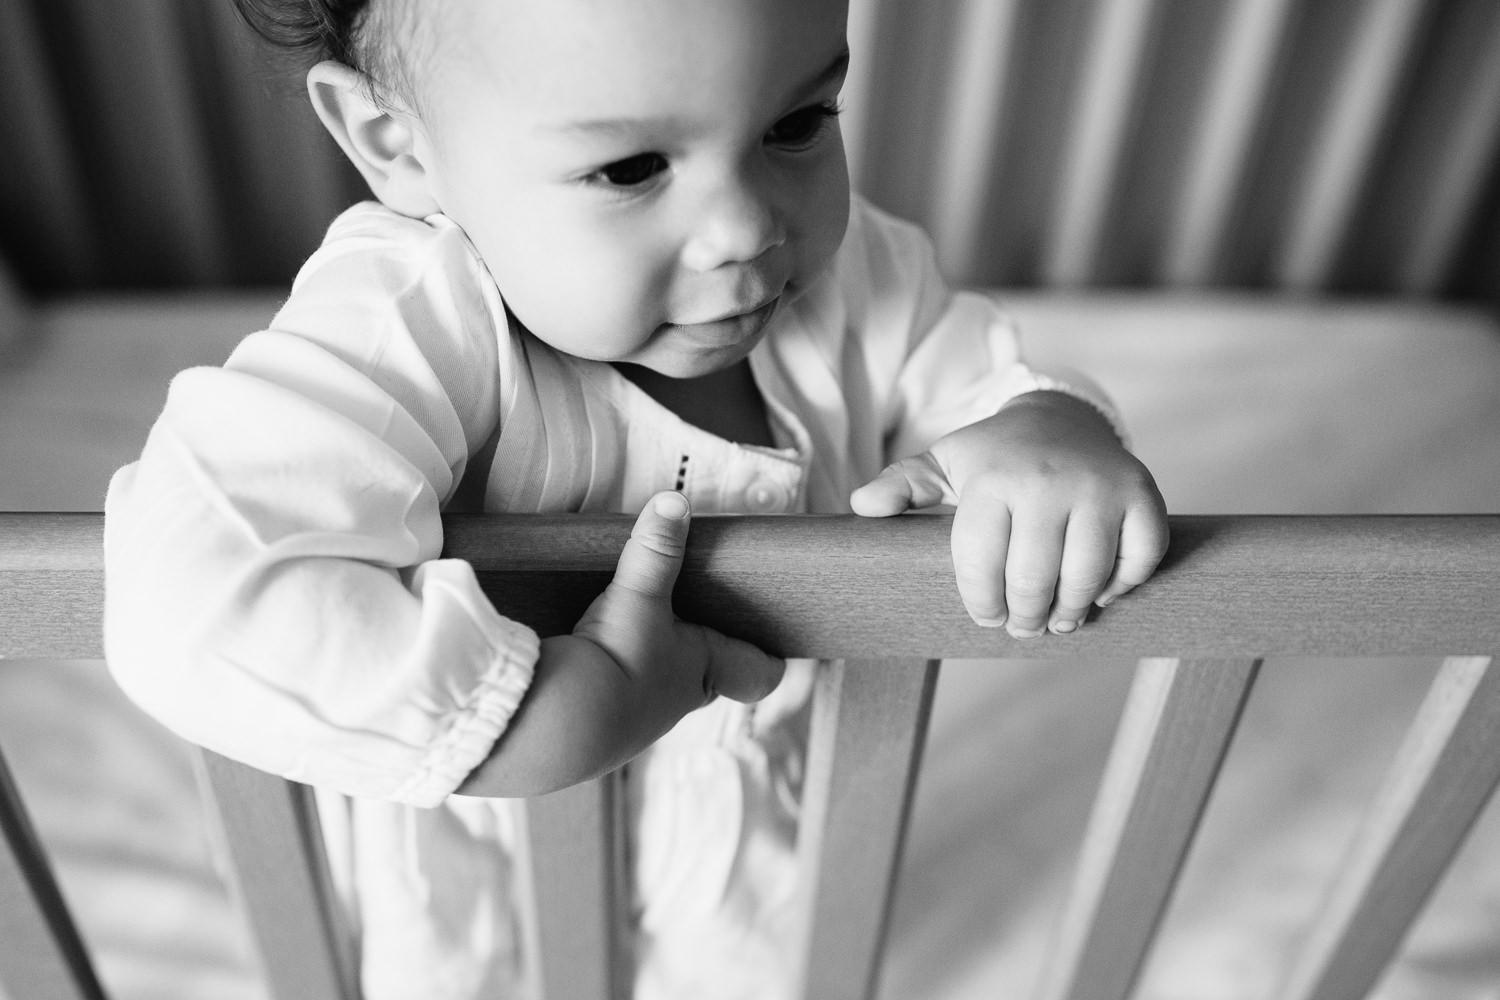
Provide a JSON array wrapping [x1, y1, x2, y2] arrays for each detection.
[[103, 194, 1115, 999]]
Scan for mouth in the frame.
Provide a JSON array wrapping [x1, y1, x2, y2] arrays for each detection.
[[666, 296, 781, 348]]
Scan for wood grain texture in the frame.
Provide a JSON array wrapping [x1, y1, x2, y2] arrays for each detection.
[[1276, 656, 1500, 1000], [195, 751, 356, 1000], [789, 659, 939, 1000], [514, 775, 630, 1000], [1034, 658, 1260, 1000], [5, 512, 1500, 659], [0, 742, 106, 1000], [1, 513, 104, 658], [457, 513, 1500, 658]]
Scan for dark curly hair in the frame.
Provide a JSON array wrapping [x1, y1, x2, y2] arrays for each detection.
[[230, 0, 417, 106], [231, 0, 370, 66]]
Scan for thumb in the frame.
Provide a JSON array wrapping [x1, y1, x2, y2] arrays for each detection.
[[849, 452, 955, 517], [609, 491, 691, 600]]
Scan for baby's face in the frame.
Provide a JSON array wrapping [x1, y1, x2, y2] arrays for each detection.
[[412, 0, 852, 378]]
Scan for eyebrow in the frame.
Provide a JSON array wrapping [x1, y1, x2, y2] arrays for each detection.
[[545, 44, 852, 137]]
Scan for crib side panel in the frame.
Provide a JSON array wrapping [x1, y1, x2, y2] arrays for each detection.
[[790, 659, 940, 1000], [515, 774, 631, 1000], [0, 742, 106, 1000], [1034, 657, 1261, 1000], [195, 751, 357, 1000], [1276, 655, 1500, 1000]]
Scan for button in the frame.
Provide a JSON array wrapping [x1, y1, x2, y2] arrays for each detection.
[[745, 479, 788, 512]]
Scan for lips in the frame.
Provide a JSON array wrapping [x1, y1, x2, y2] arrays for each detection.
[[677, 295, 780, 327], [667, 297, 780, 347]]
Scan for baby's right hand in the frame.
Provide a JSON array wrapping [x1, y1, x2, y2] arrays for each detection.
[[458, 492, 783, 797], [572, 490, 785, 711]]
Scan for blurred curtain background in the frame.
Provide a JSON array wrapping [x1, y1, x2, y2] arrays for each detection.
[[2, 0, 1498, 301]]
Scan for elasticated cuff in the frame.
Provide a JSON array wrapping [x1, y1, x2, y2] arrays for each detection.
[[388, 617, 540, 808]]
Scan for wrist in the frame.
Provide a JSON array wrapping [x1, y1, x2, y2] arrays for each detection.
[[999, 389, 1121, 443]]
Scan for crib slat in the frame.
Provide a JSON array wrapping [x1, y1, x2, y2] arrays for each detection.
[[0, 743, 106, 1000], [1035, 657, 1260, 1000], [196, 751, 357, 1000], [515, 774, 629, 1000], [790, 659, 939, 1000], [1276, 656, 1500, 1000]]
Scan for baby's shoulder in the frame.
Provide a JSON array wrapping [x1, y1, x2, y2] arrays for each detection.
[[789, 196, 947, 348], [273, 203, 511, 387], [307, 204, 484, 283], [290, 203, 504, 327], [833, 195, 944, 293]]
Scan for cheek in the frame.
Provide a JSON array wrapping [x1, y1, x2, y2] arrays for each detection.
[[475, 208, 669, 356], [796, 153, 852, 273]]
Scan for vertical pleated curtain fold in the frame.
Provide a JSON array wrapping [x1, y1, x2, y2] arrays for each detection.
[[2, 0, 1497, 299]]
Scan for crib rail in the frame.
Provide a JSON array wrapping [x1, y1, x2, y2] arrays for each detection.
[[2, 511, 1499, 1000], [5, 512, 1498, 661]]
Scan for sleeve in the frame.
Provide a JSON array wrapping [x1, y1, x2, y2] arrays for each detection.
[[840, 197, 1126, 462], [103, 206, 537, 808]]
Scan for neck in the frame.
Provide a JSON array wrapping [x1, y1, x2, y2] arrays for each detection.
[[615, 360, 773, 447]]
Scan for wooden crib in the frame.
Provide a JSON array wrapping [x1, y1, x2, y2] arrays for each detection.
[[4, 509, 1498, 1000], [4, 0, 1500, 996]]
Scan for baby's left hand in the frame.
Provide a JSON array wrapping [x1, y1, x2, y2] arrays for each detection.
[[850, 391, 1168, 638]]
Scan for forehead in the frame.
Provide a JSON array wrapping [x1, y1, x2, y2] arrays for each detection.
[[425, 0, 849, 123]]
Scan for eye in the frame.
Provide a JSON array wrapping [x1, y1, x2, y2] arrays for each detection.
[[592, 153, 669, 189], [766, 101, 842, 150]]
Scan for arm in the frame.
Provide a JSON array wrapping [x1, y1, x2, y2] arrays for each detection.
[[105, 207, 777, 805], [852, 389, 1168, 638], [837, 199, 1167, 638], [103, 334, 530, 806], [456, 492, 782, 797]]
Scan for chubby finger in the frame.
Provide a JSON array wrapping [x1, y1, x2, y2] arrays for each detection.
[[693, 626, 787, 703], [999, 509, 1067, 639], [950, 488, 1012, 628], [850, 453, 955, 517], [1047, 514, 1118, 634], [610, 491, 691, 601], [1097, 503, 1171, 607]]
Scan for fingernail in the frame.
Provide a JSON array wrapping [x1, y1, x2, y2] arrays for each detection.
[[968, 610, 1006, 629], [653, 492, 689, 519], [1096, 593, 1115, 608], [1007, 625, 1044, 640], [1049, 620, 1078, 635]]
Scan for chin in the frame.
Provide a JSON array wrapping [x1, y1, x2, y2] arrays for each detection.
[[641, 332, 767, 380], [640, 358, 732, 381], [670, 345, 762, 379]]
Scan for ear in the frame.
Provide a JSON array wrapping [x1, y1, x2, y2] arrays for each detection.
[[307, 61, 441, 217]]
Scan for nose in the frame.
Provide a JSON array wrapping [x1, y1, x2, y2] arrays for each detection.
[[680, 167, 786, 273]]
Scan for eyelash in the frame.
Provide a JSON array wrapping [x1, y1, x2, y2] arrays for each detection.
[[766, 99, 843, 150], [582, 99, 843, 194], [593, 153, 669, 190]]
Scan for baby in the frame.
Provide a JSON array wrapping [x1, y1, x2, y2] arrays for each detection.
[[104, 0, 1168, 996]]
